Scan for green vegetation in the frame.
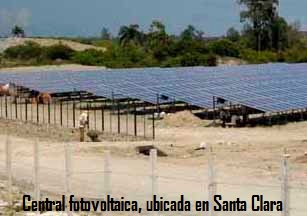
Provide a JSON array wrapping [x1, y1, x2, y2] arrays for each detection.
[[11, 25, 25, 38], [1, 0, 307, 68]]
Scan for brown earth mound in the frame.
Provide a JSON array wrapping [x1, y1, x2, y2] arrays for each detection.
[[162, 111, 204, 127], [295, 155, 307, 164]]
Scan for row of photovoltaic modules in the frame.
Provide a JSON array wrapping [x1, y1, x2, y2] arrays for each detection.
[[1, 63, 307, 112]]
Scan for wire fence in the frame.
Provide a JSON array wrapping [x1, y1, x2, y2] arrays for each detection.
[[0, 136, 307, 216]]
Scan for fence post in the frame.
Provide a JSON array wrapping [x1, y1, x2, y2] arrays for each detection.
[[208, 146, 216, 216], [66, 101, 69, 127], [94, 103, 97, 131], [150, 149, 158, 197], [143, 103, 146, 138], [73, 101, 76, 128], [25, 99, 28, 122], [0, 96, 2, 118], [36, 102, 39, 124], [34, 139, 40, 215], [5, 95, 8, 119], [48, 102, 51, 124], [101, 104, 105, 132], [126, 100, 129, 136], [60, 101, 63, 126], [152, 111, 155, 140], [5, 135, 12, 206], [31, 100, 33, 122], [54, 101, 56, 125], [134, 102, 137, 137], [281, 149, 289, 216], [15, 97, 18, 120], [64, 143, 73, 216], [87, 103, 90, 130], [42, 102, 45, 124], [104, 150, 111, 196], [117, 101, 120, 134]]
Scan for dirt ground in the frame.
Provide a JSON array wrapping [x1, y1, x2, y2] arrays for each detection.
[[0, 110, 307, 215]]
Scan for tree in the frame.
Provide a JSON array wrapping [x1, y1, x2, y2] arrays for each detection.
[[118, 24, 144, 46], [101, 27, 112, 40], [238, 0, 279, 50], [11, 25, 25, 38], [147, 21, 169, 48], [226, 27, 240, 42]]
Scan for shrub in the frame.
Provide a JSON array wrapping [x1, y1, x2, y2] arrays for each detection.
[[72, 49, 104, 65], [208, 39, 240, 57], [284, 48, 307, 63], [4, 41, 43, 60], [239, 49, 278, 64], [162, 53, 217, 67], [162, 56, 182, 67], [44, 44, 74, 60]]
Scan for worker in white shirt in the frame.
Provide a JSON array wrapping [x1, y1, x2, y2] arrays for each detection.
[[79, 111, 89, 142]]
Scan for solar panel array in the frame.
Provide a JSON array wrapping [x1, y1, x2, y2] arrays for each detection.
[[1, 63, 307, 113]]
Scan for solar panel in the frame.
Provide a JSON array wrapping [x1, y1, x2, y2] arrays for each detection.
[[1, 63, 307, 113]]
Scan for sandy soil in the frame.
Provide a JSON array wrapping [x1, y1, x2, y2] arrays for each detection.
[[0, 37, 106, 52], [0, 111, 307, 215]]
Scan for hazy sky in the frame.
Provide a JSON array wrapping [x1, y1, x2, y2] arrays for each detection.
[[1, 0, 306, 37]]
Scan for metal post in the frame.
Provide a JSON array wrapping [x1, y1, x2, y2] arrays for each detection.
[[110, 93, 114, 133], [143, 102, 146, 138], [104, 150, 111, 196], [20, 97, 23, 121], [281, 149, 289, 216], [42, 102, 45, 124], [10, 96, 12, 120], [6, 135, 12, 206], [156, 93, 160, 114], [212, 96, 216, 123], [5, 95, 8, 119], [150, 149, 158, 197], [25, 99, 28, 122], [126, 99, 129, 136], [134, 102, 137, 137], [60, 101, 63, 126], [73, 100, 76, 128], [31, 98, 33, 122], [54, 100, 56, 125], [152, 110, 155, 140], [15, 97, 18, 120], [101, 104, 105, 132], [66, 101, 69, 127], [48, 102, 51, 124], [34, 140, 40, 216], [208, 146, 216, 216], [87, 103, 90, 129], [64, 143, 72, 216], [117, 100, 120, 134], [0, 96, 2, 118], [36, 102, 39, 123], [94, 103, 97, 131]]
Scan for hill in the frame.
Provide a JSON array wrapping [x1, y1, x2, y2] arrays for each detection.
[[0, 37, 106, 53]]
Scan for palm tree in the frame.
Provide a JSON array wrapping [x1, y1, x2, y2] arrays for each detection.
[[12, 25, 25, 38], [148, 20, 168, 46], [118, 24, 143, 46]]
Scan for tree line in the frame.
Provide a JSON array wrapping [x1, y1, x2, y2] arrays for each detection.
[[2, 0, 307, 68]]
